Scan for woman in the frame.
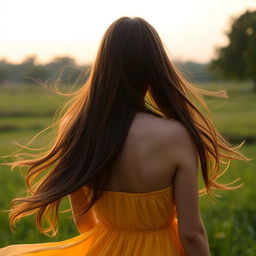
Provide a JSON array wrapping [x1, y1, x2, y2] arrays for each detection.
[[0, 16, 249, 256]]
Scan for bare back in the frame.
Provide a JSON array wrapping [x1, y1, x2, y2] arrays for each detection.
[[104, 111, 179, 193]]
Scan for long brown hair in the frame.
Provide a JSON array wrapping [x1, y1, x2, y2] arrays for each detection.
[[1, 16, 250, 236]]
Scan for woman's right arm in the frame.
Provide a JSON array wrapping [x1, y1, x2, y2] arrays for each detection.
[[169, 121, 210, 256]]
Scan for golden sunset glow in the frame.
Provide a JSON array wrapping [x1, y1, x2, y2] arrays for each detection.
[[1, 0, 255, 64]]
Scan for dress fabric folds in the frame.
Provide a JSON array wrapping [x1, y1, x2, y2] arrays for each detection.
[[0, 184, 185, 255]]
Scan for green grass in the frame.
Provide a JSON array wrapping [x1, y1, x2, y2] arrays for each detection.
[[0, 83, 68, 115], [1, 82, 255, 137], [0, 116, 54, 130], [200, 144, 256, 255], [0, 82, 255, 255], [196, 81, 256, 137]]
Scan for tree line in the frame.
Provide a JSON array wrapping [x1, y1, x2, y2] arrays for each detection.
[[1, 9, 255, 89], [0, 55, 216, 86], [0, 55, 90, 86]]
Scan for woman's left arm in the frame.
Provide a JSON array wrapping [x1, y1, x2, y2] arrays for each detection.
[[68, 186, 99, 234]]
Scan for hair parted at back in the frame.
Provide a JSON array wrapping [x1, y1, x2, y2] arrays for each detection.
[[1, 16, 250, 236]]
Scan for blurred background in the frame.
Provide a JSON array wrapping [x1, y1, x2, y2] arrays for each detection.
[[0, 0, 255, 255]]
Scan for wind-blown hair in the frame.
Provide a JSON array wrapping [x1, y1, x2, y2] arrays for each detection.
[[1, 16, 250, 236]]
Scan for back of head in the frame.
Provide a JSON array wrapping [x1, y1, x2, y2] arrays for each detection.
[[90, 16, 181, 113]]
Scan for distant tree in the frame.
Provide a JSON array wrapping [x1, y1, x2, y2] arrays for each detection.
[[0, 55, 90, 86], [46, 56, 76, 72], [175, 61, 215, 83], [0, 68, 8, 84], [22, 55, 37, 65], [23, 66, 51, 84], [209, 10, 256, 91], [45, 56, 90, 86]]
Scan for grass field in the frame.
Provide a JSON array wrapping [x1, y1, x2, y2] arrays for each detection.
[[0, 82, 255, 255]]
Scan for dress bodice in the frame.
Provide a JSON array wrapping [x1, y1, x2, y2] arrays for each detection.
[[86, 184, 177, 231]]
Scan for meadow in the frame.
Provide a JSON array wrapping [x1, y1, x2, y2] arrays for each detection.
[[0, 82, 255, 255]]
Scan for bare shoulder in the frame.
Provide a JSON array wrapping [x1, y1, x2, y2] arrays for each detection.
[[148, 115, 194, 147], [161, 120, 198, 170], [133, 112, 197, 160], [133, 112, 192, 142], [163, 117, 189, 137], [162, 118, 191, 140]]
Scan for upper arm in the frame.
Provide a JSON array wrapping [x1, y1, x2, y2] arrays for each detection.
[[68, 186, 99, 233], [168, 121, 203, 237]]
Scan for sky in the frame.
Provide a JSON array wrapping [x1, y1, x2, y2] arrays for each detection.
[[0, 0, 256, 65]]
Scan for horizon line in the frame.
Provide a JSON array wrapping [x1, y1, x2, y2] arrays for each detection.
[[0, 54, 212, 66]]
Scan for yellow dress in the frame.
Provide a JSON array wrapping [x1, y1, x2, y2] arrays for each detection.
[[0, 184, 185, 255]]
